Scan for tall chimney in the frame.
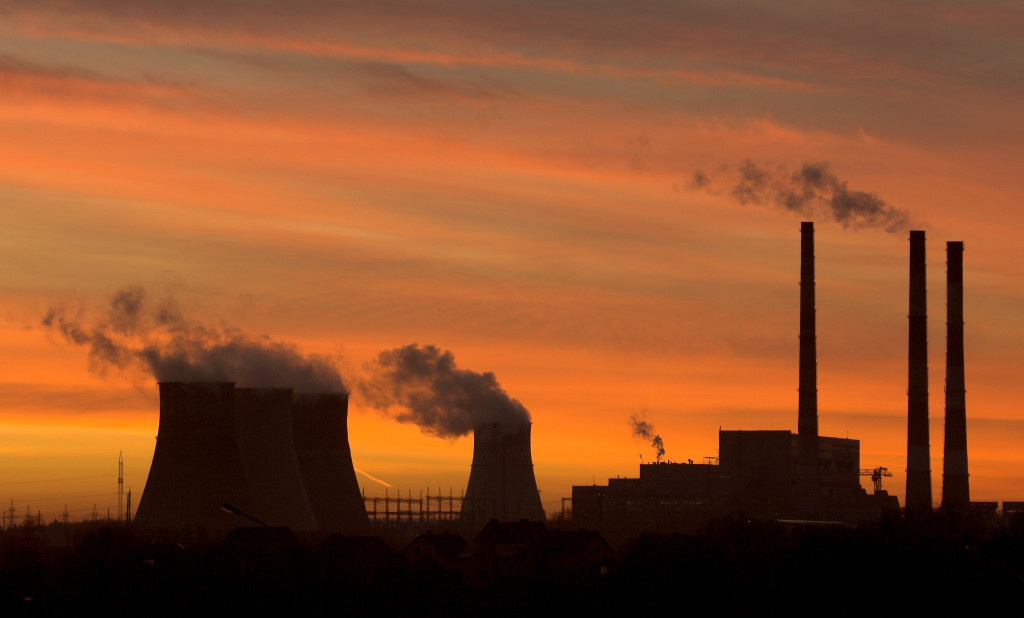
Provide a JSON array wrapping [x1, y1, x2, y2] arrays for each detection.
[[941, 241, 969, 508], [905, 231, 932, 510], [798, 222, 820, 510]]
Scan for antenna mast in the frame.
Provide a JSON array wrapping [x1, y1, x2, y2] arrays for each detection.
[[118, 451, 124, 523]]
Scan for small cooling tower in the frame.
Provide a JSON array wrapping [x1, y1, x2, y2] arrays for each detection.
[[134, 382, 248, 534], [291, 392, 370, 534], [234, 388, 318, 532], [461, 422, 545, 526]]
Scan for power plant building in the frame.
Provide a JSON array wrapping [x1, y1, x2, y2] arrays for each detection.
[[571, 222, 901, 541]]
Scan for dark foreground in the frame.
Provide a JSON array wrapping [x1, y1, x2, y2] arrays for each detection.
[[2, 513, 1023, 616]]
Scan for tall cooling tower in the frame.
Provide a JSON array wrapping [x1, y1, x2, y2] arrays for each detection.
[[941, 241, 969, 508], [461, 423, 545, 525], [235, 388, 318, 532], [291, 393, 370, 534], [905, 230, 933, 510], [797, 222, 820, 510], [134, 382, 248, 534]]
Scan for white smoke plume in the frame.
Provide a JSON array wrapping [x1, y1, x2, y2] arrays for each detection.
[[359, 343, 530, 439], [629, 411, 665, 462], [42, 285, 345, 393], [686, 159, 913, 233]]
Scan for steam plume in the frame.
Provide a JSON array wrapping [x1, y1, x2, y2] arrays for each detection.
[[629, 411, 665, 462], [42, 285, 345, 392], [687, 160, 913, 233], [359, 343, 530, 439]]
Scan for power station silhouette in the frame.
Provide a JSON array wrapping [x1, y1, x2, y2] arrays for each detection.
[[130, 221, 976, 539], [571, 222, 975, 541], [134, 384, 370, 536]]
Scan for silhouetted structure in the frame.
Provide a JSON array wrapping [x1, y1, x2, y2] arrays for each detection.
[[461, 423, 545, 527], [235, 388, 317, 532], [942, 241, 970, 508], [291, 393, 371, 535], [400, 531, 468, 569], [906, 230, 933, 511], [570, 222, 904, 542], [457, 519, 613, 586], [798, 221, 820, 511], [134, 382, 248, 534]]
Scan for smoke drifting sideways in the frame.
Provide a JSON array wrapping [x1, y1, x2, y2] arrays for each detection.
[[686, 160, 913, 234], [41, 286, 346, 393], [629, 411, 665, 463], [359, 343, 531, 439]]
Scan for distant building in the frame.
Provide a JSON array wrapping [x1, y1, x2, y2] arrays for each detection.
[[572, 430, 896, 544], [457, 519, 614, 586]]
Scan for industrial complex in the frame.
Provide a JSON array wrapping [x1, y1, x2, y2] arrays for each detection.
[[569, 223, 987, 542], [114, 222, 993, 544]]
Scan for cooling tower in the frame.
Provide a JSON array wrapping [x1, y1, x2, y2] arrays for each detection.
[[905, 230, 933, 511], [461, 422, 545, 526], [234, 388, 318, 532], [291, 392, 370, 534], [798, 222, 820, 510], [942, 241, 969, 508], [134, 382, 249, 534]]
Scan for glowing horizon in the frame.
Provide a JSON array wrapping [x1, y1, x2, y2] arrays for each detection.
[[3, 1, 1024, 521]]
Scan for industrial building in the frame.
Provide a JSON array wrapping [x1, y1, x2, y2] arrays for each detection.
[[571, 222, 908, 541]]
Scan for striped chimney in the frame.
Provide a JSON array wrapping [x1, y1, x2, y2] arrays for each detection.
[[941, 241, 969, 508], [905, 231, 933, 510]]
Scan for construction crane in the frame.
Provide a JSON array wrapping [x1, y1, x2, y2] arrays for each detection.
[[860, 467, 893, 493]]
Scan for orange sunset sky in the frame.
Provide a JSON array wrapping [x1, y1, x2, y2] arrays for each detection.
[[2, 2, 1023, 521]]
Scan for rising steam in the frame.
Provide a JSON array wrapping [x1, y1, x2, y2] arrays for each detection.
[[686, 160, 913, 233], [42, 285, 345, 392], [629, 411, 665, 462], [359, 343, 530, 439]]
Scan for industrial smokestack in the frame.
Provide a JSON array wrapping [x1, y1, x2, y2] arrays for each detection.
[[798, 222, 820, 510], [942, 241, 969, 508], [291, 393, 370, 535], [134, 382, 249, 534], [461, 423, 545, 527], [905, 231, 933, 511], [235, 388, 318, 532]]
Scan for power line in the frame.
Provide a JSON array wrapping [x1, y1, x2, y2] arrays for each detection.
[[0, 474, 112, 486]]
